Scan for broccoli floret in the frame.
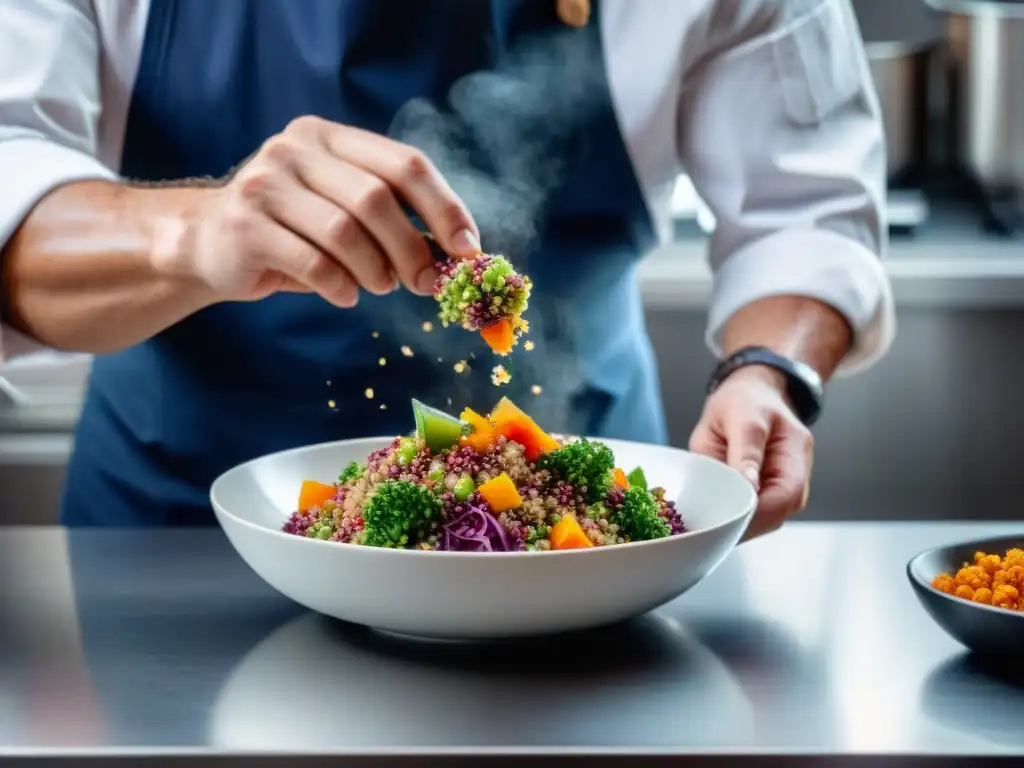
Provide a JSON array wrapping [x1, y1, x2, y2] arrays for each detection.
[[338, 461, 365, 485], [613, 487, 671, 542], [539, 438, 615, 503], [362, 480, 443, 548]]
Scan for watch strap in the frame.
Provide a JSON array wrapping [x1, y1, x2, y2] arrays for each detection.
[[707, 346, 824, 426]]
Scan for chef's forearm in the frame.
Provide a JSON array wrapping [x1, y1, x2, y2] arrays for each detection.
[[721, 295, 853, 383], [1, 180, 217, 355]]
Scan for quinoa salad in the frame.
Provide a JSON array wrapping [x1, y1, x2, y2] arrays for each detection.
[[284, 397, 686, 552]]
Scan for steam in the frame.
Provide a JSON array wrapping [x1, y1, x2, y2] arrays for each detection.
[[388, 25, 604, 259], [384, 25, 606, 433]]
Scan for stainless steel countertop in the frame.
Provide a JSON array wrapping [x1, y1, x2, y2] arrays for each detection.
[[2, 521, 1023, 765]]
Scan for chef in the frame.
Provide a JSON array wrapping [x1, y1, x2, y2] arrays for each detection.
[[0, 0, 894, 537]]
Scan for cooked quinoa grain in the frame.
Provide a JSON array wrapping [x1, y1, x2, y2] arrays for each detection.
[[282, 398, 687, 552], [491, 365, 511, 386]]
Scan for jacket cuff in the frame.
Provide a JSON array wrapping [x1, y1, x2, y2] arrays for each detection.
[[706, 228, 896, 376]]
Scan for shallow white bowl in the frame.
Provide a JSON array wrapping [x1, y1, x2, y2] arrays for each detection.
[[210, 437, 757, 639]]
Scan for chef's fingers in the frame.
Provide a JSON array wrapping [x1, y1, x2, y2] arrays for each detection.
[[743, 419, 814, 540], [253, 212, 360, 308], [321, 123, 482, 259], [265, 180, 396, 297], [688, 421, 728, 462], [723, 412, 770, 491], [300, 155, 438, 296], [276, 277, 315, 294]]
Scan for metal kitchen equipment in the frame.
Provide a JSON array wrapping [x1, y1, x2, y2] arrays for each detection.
[[868, 42, 931, 181], [856, 0, 945, 233], [927, 0, 1024, 235], [867, 41, 934, 231]]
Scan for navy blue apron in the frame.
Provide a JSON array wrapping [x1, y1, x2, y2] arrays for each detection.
[[60, 0, 667, 526]]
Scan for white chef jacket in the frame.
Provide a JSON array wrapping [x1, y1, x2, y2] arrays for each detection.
[[0, 0, 895, 372]]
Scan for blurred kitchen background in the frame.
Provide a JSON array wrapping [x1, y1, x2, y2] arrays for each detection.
[[2, 0, 1024, 525]]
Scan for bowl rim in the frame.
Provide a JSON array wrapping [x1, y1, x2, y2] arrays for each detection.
[[906, 534, 1024, 620], [210, 434, 758, 560]]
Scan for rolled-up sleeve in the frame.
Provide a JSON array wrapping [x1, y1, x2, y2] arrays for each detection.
[[678, 0, 895, 375], [0, 0, 116, 360]]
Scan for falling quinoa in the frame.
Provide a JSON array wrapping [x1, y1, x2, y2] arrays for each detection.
[[401, 346, 414, 358], [491, 365, 511, 386], [364, 388, 374, 399]]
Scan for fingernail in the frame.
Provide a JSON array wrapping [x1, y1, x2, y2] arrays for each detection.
[[743, 466, 760, 490], [452, 228, 480, 256], [415, 266, 439, 295]]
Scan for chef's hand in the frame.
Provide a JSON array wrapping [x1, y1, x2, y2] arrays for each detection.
[[689, 365, 814, 540], [176, 115, 481, 307]]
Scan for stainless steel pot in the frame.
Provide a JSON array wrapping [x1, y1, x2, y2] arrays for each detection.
[[930, 0, 1024, 197], [867, 41, 933, 179], [856, 0, 945, 180]]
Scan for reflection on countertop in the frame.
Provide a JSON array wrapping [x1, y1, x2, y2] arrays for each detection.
[[1, 522, 1022, 761], [212, 612, 754, 751]]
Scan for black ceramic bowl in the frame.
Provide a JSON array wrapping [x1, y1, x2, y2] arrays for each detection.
[[907, 535, 1024, 656]]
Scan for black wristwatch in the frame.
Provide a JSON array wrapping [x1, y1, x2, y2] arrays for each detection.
[[707, 346, 825, 427]]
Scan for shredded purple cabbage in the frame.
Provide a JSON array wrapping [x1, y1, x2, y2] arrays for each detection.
[[439, 504, 517, 552]]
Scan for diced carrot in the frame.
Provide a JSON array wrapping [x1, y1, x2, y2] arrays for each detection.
[[480, 318, 515, 356], [613, 468, 630, 489], [488, 397, 560, 461], [477, 472, 523, 513], [459, 407, 497, 453], [550, 515, 594, 550], [298, 480, 336, 512]]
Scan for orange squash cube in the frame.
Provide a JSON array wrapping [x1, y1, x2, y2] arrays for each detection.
[[550, 515, 594, 550], [477, 472, 523, 513], [480, 318, 515, 356], [488, 397, 560, 461], [298, 480, 336, 512]]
